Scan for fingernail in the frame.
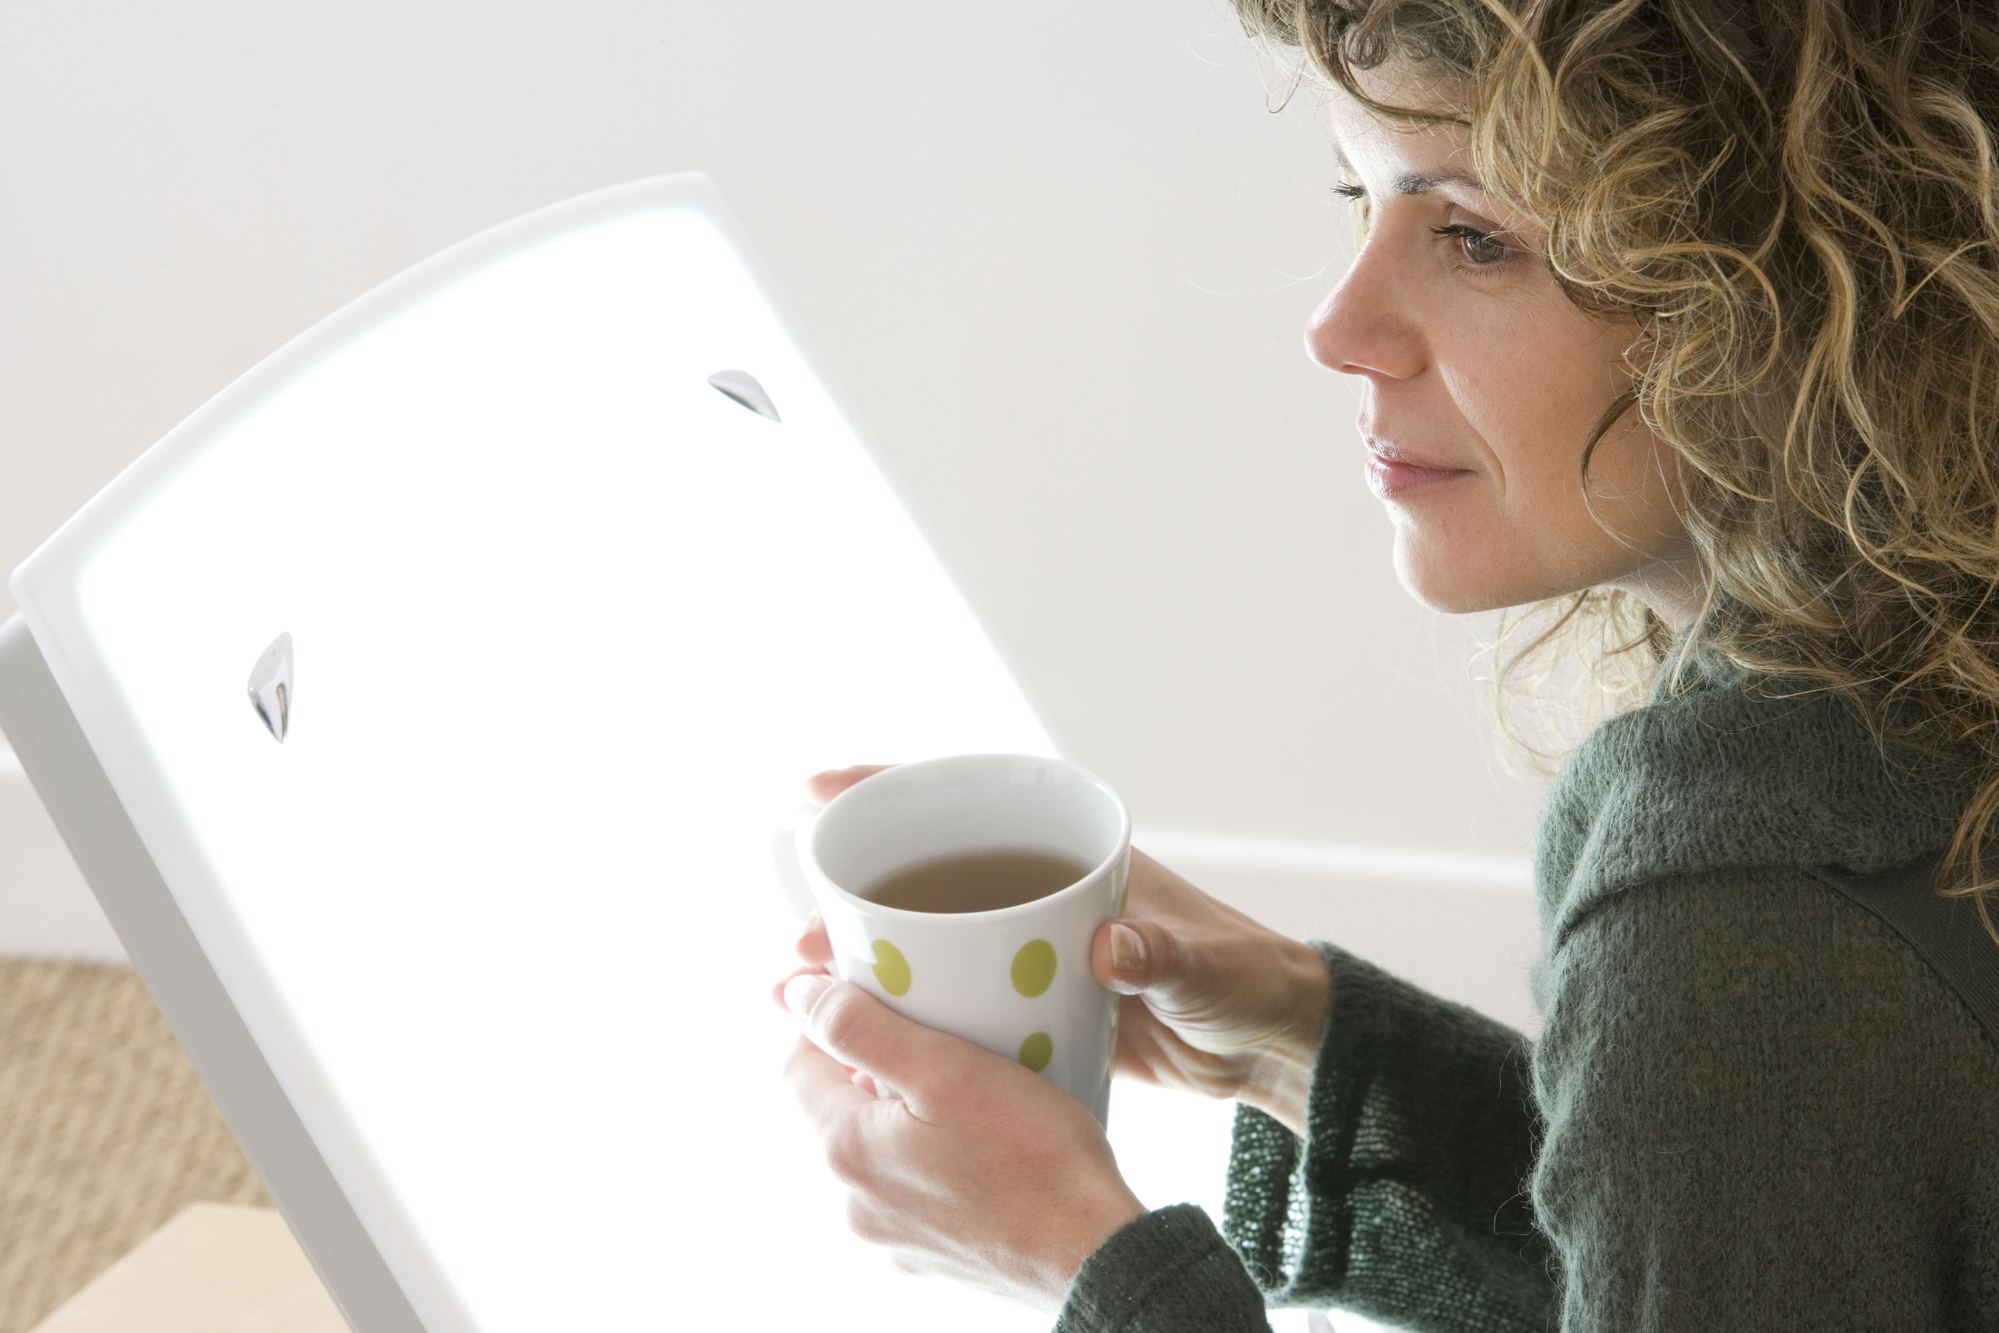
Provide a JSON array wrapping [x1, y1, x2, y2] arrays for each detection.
[[784, 974, 831, 1019], [1110, 922, 1146, 972]]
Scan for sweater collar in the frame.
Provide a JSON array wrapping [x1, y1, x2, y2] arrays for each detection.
[[1534, 648, 1974, 937]]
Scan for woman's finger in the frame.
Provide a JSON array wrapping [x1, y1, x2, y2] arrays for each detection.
[[1091, 915, 1181, 996], [804, 764, 893, 810], [770, 961, 830, 1014], [795, 912, 833, 967]]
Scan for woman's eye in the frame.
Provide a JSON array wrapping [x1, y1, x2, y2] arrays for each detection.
[[1462, 231, 1506, 264], [1434, 224, 1508, 266]]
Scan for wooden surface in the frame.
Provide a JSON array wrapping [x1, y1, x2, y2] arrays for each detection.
[[28, 1204, 346, 1333]]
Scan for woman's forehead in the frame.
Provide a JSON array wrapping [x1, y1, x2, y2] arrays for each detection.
[[1329, 62, 1479, 183]]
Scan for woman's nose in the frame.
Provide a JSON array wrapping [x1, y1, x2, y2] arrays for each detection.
[[1304, 246, 1424, 382]]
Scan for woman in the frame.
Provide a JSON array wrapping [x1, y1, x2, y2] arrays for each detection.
[[776, 1, 1999, 1328]]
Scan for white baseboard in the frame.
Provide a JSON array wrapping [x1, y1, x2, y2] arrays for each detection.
[[1138, 827, 1532, 892]]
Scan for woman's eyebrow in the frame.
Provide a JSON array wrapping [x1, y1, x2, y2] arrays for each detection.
[[1392, 171, 1487, 196], [1328, 152, 1488, 198]]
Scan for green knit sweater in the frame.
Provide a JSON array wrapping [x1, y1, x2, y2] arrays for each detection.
[[1055, 656, 1999, 1332]]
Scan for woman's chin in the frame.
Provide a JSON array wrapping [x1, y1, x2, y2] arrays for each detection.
[[1391, 540, 1540, 615]]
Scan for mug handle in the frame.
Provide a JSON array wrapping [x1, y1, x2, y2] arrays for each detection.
[[769, 817, 818, 920]]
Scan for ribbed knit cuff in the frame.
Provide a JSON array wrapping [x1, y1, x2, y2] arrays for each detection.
[[1222, 940, 1334, 1293], [1054, 1203, 1272, 1333]]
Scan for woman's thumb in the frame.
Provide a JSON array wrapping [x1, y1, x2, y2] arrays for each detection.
[[783, 973, 957, 1096], [1093, 917, 1178, 996]]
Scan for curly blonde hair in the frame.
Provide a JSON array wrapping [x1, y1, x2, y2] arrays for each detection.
[[1236, 0, 1999, 927]]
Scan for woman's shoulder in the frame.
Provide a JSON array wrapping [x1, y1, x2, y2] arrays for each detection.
[[1535, 655, 1971, 938]]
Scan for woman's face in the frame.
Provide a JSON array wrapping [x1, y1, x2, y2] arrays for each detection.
[[1315, 73, 1696, 621]]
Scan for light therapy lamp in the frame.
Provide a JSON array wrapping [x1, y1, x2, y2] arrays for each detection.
[[0, 174, 1073, 1330]]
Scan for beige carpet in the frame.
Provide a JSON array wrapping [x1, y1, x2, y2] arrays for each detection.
[[0, 958, 266, 1333]]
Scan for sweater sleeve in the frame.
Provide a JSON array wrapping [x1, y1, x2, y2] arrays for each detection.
[[1531, 868, 1999, 1333], [1223, 942, 1554, 1333], [1055, 1204, 1273, 1333], [1055, 942, 1554, 1333]]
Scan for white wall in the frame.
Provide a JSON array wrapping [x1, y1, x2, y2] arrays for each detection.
[[0, 745, 126, 960], [0, 2, 1545, 1028]]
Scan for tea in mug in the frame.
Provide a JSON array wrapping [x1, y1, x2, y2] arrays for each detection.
[[861, 848, 1091, 914]]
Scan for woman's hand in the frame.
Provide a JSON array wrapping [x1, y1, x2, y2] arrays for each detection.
[[1093, 851, 1330, 1135], [791, 766, 1331, 1134], [778, 972, 1146, 1308]]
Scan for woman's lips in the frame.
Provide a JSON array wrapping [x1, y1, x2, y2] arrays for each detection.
[[1363, 442, 1473, 501]]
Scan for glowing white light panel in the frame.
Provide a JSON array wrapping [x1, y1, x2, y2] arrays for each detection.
[[13, 175, 1076, 1330]]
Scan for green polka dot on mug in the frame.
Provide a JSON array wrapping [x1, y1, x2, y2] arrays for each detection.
[[1018, 1031, 1054, 1072], [1010, 939, 1057, 997], [870, 939, 911, 996]]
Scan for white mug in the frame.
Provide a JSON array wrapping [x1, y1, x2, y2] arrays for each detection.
[[795, 754, 1129, 1126]]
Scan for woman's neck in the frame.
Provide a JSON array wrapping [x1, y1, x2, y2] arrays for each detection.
[[1614, 550, 1707, 633]]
